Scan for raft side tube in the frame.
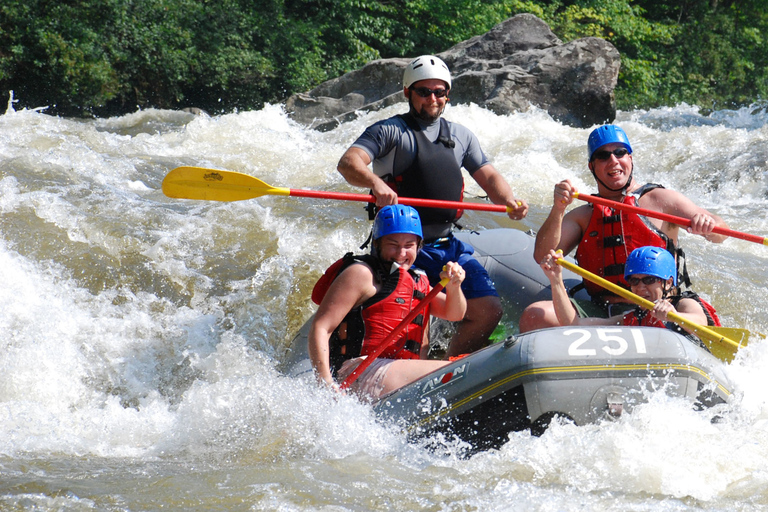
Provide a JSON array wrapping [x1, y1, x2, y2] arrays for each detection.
[[374, 326, 732, 447]]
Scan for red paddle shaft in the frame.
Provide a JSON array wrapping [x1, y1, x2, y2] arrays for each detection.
[[339, 279, 448, 390], [289, 189, 510, 213], [575, 192, 767, 246]]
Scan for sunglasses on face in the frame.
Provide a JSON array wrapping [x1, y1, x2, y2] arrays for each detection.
[[626, 275, 662, 286], [592, 148, 629, 161], [411, 87, 448, 98]]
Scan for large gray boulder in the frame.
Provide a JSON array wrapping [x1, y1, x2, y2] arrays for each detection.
[[285, 14, 620, 130]]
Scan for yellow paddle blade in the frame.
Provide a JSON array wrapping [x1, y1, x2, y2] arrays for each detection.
[[704, 328, 745, 363], [162, 166, 290, 202], [711, 327, 754, 344]]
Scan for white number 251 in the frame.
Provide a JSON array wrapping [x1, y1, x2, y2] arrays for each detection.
[[565, 328, 647, 357]]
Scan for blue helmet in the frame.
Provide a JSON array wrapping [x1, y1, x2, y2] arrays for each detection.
[[372, 205, 423, 241], [624, 246, 676, 286], [588, 124, 633, 161]]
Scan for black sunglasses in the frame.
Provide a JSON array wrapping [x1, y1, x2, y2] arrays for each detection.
[[411, 87, 448, 98], [592, 148, 630, 161], [626, 275, 662, 286]]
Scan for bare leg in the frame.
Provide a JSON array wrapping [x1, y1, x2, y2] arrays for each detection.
[[518, 300, 561, 333], [379, 359, 451, 396], [445, 295, 502, 358]]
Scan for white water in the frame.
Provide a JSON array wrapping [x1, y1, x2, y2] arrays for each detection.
[[0, 96, 767, 510]]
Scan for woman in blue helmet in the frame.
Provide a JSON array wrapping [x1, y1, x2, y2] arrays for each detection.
[[520, 124, 730, 333], [308, 204, 467, 399], [538, 246, 720, 345]]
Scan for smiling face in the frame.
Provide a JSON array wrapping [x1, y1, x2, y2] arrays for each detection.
[[588, 142, 634, 193], [375, 233, 421, 270], [627, 274, 674, 301], [405, 78, 449, 122]]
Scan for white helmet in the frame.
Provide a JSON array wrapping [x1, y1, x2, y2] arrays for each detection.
[[403, 55, 451, 90]]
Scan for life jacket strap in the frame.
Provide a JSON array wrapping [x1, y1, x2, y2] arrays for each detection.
[[403, 339, 421, 355]]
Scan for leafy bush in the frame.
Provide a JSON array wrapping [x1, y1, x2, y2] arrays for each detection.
[[0, 0, 766, 116]]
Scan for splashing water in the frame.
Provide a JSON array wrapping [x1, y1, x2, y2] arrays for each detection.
[[0, 98, 767, 510]]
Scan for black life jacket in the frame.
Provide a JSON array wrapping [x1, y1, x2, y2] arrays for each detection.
[[369, 113, 464, 241]]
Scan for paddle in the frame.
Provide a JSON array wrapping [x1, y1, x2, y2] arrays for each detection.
[[573, 192, 768, 246], [554, 255, 749, 362], [162, 166, 515, 212], [339, 277, 450, 390]]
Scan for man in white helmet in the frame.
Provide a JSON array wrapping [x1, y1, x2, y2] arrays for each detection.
[[337, 55, 529, 358]]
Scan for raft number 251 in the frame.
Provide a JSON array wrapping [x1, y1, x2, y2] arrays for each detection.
[[565, 328, 647, 356]]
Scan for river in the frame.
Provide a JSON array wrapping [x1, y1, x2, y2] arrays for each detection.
[[0, 95, 767, 511]]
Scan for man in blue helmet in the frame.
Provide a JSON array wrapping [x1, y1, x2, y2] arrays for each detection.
[[308, 205, 466, 400], [337, 55, 529, 357], [519, 124, 730, 332], [537, 246, 720, 346]]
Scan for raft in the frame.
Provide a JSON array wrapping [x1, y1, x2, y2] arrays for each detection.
[[282, 229, 733, 452]]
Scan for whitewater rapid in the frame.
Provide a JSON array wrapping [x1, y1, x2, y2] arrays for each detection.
[[0, 97, 767, 510]]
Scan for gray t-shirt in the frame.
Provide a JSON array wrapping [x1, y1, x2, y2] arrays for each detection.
[[351, 115, 490, 179]]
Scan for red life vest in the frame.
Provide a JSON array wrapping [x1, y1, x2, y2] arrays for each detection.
[[312, 253, 432, 375], [575, 184, 678, 300], [623, 292, 720, 328], [622, 292, 721, 348]]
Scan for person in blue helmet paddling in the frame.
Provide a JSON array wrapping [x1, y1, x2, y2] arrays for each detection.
[[519, 124, 730, 332], [308, 205, 466, 400], [336, 55, 529, 358], [539, 246, 720, 346]]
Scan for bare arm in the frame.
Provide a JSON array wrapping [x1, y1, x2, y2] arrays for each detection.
[[539, 250, 579, 326], [428, 261, 467, 321], [540, 250, 621, 327], [641, 188, 729, 243], [471, 164, 528, 221], [307, 264, 376, 386], [337, 146, 397, 207], [533, 180, 589, 262]]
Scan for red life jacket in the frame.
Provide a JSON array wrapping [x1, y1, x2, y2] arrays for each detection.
[[311, 253, 432, 375], [575, 184, 678, 300], [622, 292, 721, 348]]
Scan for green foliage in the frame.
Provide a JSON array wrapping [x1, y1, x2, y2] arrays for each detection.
[[649, 5, 768, 110], [0, 0, 766, 116], [0, 1, 122, 111], [537, 0, 678, 109]]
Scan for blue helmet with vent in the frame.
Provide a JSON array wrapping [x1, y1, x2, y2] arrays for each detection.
[[372, 205, 423, 241], [624, 246, 676, 286], [588, 125, 633, 161]]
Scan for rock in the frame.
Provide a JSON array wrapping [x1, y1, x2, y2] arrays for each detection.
[[285, 14, 620, 130]]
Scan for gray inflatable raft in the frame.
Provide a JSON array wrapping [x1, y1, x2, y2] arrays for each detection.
[[282, 229, 733, 452]]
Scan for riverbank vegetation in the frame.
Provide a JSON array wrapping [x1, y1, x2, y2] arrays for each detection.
[[1, 0, 766, 117]]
